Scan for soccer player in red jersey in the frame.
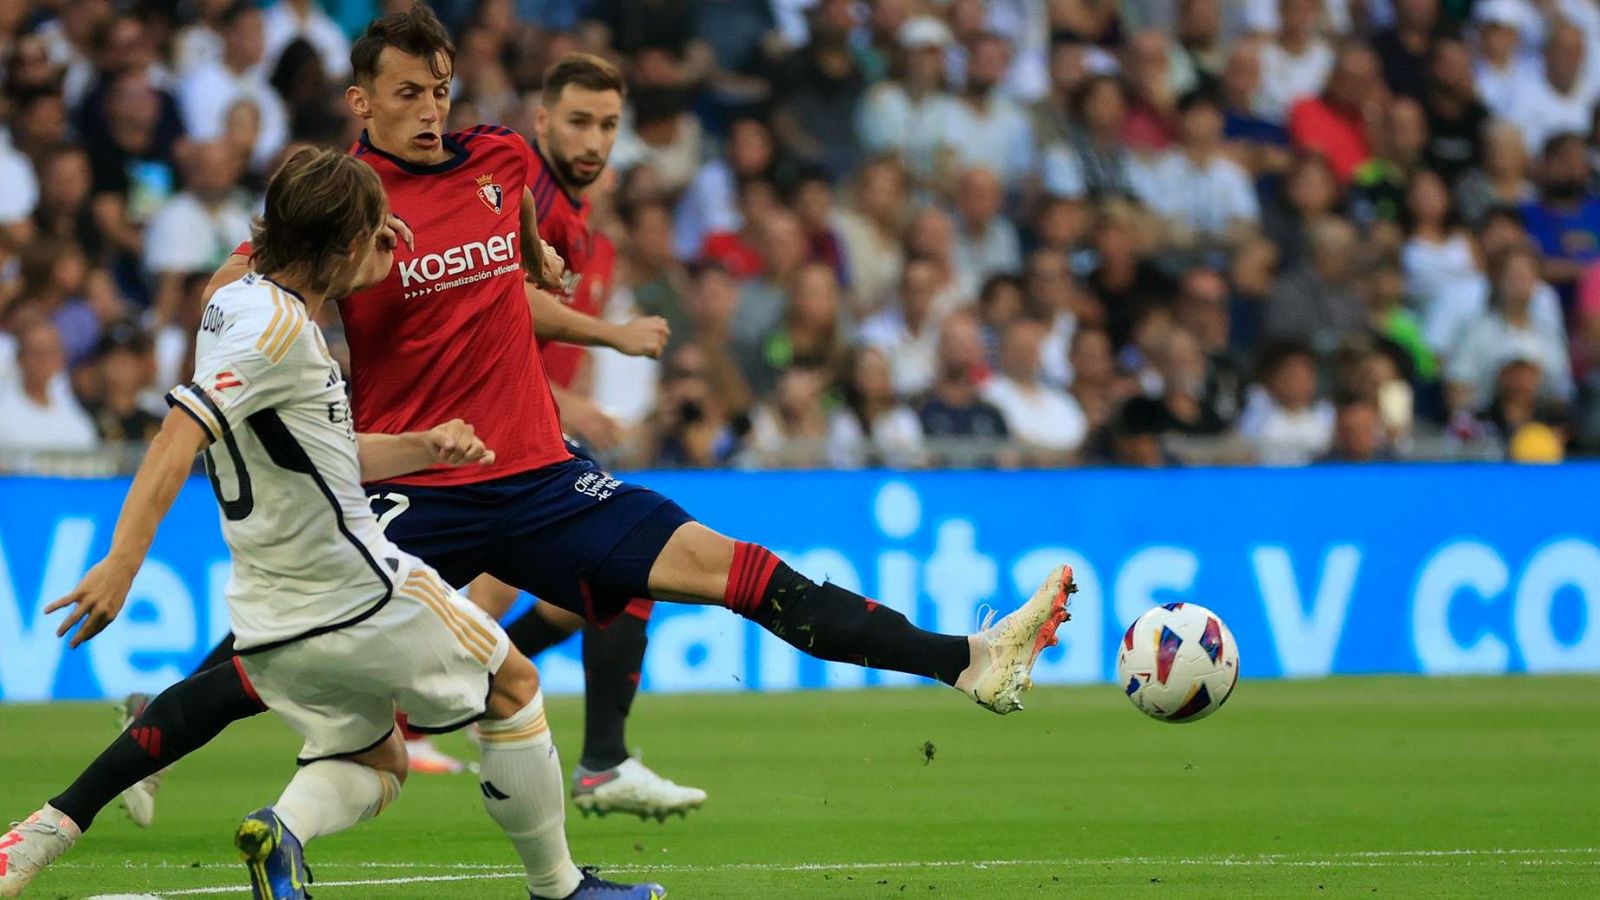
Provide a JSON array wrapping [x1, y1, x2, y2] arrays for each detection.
[[6, 7, 1073, 896]]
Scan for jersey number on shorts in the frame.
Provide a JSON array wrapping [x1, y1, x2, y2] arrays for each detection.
[[371, 492, 411, 531]]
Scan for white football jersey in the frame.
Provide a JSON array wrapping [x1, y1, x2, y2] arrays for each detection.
[[167, 273, 412, 652]]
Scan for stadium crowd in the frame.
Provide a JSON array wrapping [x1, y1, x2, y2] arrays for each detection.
[[1, 0, 1598, 472]]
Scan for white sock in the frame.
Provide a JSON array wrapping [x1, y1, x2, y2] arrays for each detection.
[[272, 760, 400, 843], [478, 691, 582, 899], [953, 634, 986, 694]]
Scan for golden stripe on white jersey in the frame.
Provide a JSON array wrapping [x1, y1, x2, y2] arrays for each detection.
[[400, 572, 495, 664], [256, 285, 307, 364]]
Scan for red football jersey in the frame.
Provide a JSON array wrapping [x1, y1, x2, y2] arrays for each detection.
[[527, 145, 607, 389], [237, 127, 571, 486]]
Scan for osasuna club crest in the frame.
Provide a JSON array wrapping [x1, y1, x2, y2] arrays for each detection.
[[475, 174, 503, 213]]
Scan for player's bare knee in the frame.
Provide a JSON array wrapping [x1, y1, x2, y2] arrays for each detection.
[[349, 728, 409, 785], [648, 522, 737, 602], [468, 574, 521, 618], [486, 649, 542, 718]]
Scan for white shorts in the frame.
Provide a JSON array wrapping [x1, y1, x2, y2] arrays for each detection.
[[238, 566, 511, 763]]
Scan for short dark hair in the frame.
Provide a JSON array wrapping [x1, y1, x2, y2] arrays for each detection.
[[351, 3, 454, 84], [250, 147, 387, 294], [541, 53, 626, 106]]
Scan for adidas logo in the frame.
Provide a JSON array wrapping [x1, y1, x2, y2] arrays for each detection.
[[480, 781, 510, 800], [130, 726, 163, 758]]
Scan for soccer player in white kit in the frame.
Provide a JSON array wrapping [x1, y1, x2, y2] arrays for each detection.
[[22, 147, 664, 900]]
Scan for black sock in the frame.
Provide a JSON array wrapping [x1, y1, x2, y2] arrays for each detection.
[[50, 660, 266, 831], [579, 613, 648, 771], [503, 605, 580, 658], [190, 633, 236, 676], [727, 543, 970, 685]]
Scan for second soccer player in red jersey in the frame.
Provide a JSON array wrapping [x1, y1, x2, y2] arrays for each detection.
[[7, 8, 1074, 896]]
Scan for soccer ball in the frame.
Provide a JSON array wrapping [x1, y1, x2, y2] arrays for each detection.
[[1116, 603, 1239, 723]]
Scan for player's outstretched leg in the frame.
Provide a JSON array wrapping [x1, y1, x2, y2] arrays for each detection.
[[650, 526, 1074, 714], [480, 649, 666, 899], [570, 600, 706, 821], [237, 730, 405, 900], [112, 635, 242, 827]]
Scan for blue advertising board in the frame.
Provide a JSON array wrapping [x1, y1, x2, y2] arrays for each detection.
[[1, 464, 1596, 701]]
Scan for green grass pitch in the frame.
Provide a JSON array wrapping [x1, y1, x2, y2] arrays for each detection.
[[3, 676, 1597, 899]]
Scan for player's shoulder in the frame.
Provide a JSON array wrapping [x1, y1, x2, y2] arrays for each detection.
[[206, 273, 311, 365], [452, 125, 529, 158]]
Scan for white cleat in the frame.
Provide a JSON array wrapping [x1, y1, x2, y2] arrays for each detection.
[[116, 693, 162, 828], [0, 806, 81, 898], [959, 564, 1075, 715], [405, 737, 466, 775], [571, 758, 707, 821]]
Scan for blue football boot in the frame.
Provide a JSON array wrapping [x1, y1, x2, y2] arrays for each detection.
[[234, 807, 312, 899], [532, 866, 666, 899]]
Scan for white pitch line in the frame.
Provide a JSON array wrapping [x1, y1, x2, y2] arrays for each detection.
[[78, 848, 1600, 898]]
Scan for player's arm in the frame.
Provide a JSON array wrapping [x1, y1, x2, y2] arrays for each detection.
[[357, 418, 496, 482], [46, 410, 210, 647], [520, 186, 567, 292], [525, 284, 671, 358]]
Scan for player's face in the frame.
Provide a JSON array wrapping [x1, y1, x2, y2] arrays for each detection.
[[348, 47, 453, 165], [536, 85, 622, 191]]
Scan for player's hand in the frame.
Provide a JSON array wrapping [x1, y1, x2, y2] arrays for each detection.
[[424, 419, 496, 467], [559, 396, 623, 451], [526, 241, 567, 292], [46, 559, 136, 648], [612, 316, 671, 359], [387, 214, 415, 252]]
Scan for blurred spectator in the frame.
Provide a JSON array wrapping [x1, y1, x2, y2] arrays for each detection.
[[1219, 39, 1293, 180], [1262, 153, 1343, 271], [1454, 120, 1537, 227], [1041, 75, 1142, 201], [615, 87, 702, 195], [859, 256, 943, 398], [1151, 326, 1228, 434], [1087, 206, 1176, 349], [674, 116, 776, 261], [1400, 169, 1483, 320], [1120, 30, 1183, 153], [1520, 134, 1600, 295], [1136, 87, 1261, 250], [179, 1, 289, 171], [0, 319, 99, 456], [904, 204, 976, 311], [174, 0, 234, 76], [1446, 244, 1574, 411], [941, 32, 1034, 189], [1475, 358, 1552, 453], [1288, 42, 1383, 183], [678, 261, 752, 415], [37, 0, 109, 108], [1238, 340, 1333, 465], [1265, 216, 1365, 353], [834, 157, 909, 317], [739, 260, 846, 397], [1361, 256, 1437, 383], [731, 209, 808, 349], [1103, 396, 1173, 467], [644, 343, 741, 468], [767, 0, 865, 178], [981, 318, 1088, 461], [142, 142, 253, 323], [950, 166, 1021, 285], [918, 309, 1008, 445], [1421, 37, 1487, 185], [88, 73, 184, 256], [1173, 266, 1244, 423], [1066, 324, 1129, 436], [857, 15, 956, 185], [1257, 0, 1333, 124], [1471, 0, 1535, 122], [1322, 392, 1391, 462], [1372, 0, 1442, 101], [0, 128, 37, 243], [1505, 20, 1594, 156], [1350, 96, 1428, 229], [262, 0, 351, 80], [1175, 0, 1228, 81], [1027, 248, 1099, 388], [14, 238, 112, 366], [623, 200, 691, 340], [83, 322, 160, 444], [827, 345, 926, 468], [744, 366, 830, 468], [789, 169, 850, 287], [270, 37, 347, 146]]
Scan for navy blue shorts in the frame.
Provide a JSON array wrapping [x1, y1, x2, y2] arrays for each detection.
[[368, 443, 694, 624]]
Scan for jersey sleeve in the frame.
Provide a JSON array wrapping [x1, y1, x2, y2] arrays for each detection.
[[165, 291, 307, 442]]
